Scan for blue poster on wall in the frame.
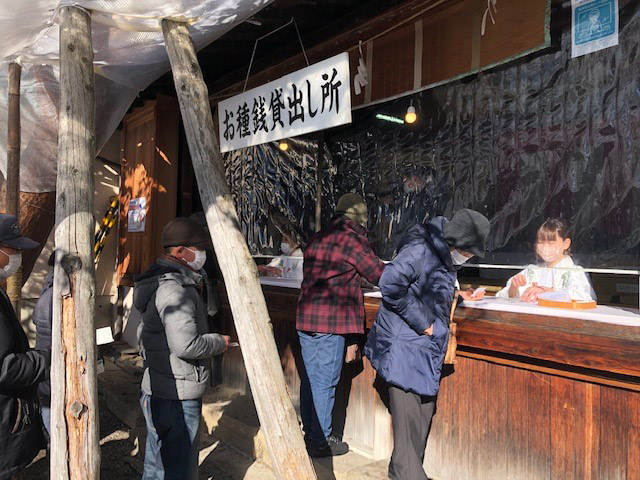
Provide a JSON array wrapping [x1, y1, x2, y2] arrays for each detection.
[[572, 0, 618, 57]]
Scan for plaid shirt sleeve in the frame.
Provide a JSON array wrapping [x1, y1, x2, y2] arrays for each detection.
[[347, 231, 385, 286]]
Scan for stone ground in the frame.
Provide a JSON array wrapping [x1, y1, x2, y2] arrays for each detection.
[[18, 343, 390, 479]]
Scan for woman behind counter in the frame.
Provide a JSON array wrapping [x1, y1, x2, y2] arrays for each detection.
[[258, 233, 303, 279], [496, 218, 595, 302]]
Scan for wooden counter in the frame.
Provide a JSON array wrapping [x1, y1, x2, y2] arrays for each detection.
[[218, 284, 640, 479]]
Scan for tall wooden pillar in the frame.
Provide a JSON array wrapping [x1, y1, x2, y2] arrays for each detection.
[[162, 19, 317, 480], [51, 6, 100, 479], [6, 62, 22, 313]]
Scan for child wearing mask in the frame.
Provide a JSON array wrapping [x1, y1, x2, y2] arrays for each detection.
[[496, 218, 595, 302]]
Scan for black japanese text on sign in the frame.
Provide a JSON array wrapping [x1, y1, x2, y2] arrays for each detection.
[[219, 53, 352, 153]]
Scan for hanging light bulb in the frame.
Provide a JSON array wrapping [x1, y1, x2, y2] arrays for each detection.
[[279, 140, 289, 151], [405, 101, 417, 124]]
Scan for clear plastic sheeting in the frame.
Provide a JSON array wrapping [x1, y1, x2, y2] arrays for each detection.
[[225, 6, 640, 270], [0, 0, 272, 192], [224, 137, 329, 254]]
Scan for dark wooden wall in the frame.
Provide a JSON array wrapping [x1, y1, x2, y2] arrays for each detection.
[[210, 0, 549, 112], [0, 190, 55, 283], [429, 356, 639, 480], [118, 96, 179, 285], [218, 285, 640, 478]]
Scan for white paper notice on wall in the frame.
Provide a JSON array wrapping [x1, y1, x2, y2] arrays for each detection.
[[218, 53, 352, 153], [572, 0, 618, 58], [128, 197, 147, 233]]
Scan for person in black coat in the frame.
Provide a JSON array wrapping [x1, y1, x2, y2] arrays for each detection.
[[33, 251, 54, 436], [0, 214, 50, 480]]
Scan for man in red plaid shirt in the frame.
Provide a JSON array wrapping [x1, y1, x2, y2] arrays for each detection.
[[297, 193, 385, 457]]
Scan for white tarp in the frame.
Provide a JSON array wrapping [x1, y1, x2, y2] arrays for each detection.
[[0, 0, 273, 192]]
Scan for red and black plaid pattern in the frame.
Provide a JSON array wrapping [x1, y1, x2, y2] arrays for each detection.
[[296, 215, 385, 334]]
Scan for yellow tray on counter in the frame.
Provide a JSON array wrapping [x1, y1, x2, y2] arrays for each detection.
[[538, 299, 597, 310]]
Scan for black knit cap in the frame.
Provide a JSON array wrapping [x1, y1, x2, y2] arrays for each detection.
[[443, 209, 490, 258], [162, 217, 212, 250]]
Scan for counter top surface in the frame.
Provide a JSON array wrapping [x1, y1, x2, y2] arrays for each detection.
[[461, 296, 640, 327], [222, 282, 640, 381], [259, 277, 302, 289], [259, 276, 383, 297], [259, 277, 640, 326]]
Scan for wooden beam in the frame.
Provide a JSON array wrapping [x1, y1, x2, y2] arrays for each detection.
[[6, 62, 20, 216], [208, 0, 437, 101], [6, 62, 22, 313], [457, 349, 640, 393], [161, 19, 317, 480], [51, 6, 100, 480]]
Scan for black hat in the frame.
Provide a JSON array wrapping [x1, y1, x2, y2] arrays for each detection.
[[189, 211, 207, 228], [0, 214, 39, 250], [162, 217, 212, 250], [443, 209, 490, 258]]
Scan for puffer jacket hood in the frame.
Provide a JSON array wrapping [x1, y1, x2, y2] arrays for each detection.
[[133, 258, 202, 314], [397, 217, 454, 271]]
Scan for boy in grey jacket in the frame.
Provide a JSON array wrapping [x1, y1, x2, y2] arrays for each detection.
[[135, 217, 229, 480]]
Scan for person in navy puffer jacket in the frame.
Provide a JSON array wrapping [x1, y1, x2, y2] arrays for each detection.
[[365, 209, 490, 480]]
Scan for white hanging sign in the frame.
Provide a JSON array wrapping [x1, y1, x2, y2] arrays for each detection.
[[218, 53, 352, 153], [571, 0, 618, 58]]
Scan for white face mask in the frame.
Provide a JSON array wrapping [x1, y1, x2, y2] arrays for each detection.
[[0, 250, 21, 278], [536, 244, 564, 265], [185, 248, 206, 271], [451, 249, 471, 266], [280, 242, 293, 256]]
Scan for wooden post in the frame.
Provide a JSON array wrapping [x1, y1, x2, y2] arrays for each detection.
[[162, 20, 317, 480], [6, 62, 22, 314], [6, 63, 20, 216], [51, 6, 100, 480], [315, 133, 324, 232]]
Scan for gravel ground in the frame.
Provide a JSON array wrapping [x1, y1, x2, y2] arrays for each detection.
[[15, 393, 140, 480]]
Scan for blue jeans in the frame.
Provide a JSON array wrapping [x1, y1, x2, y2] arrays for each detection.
[[140, 393, 202, 480], [298, 331, 345, 444], [41, 403, 51, 437]]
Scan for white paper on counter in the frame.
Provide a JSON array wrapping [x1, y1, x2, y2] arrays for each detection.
[[462, 297, 640, 327]]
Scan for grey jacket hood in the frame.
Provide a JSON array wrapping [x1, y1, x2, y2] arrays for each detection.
[[133, 258, 202, 313]]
